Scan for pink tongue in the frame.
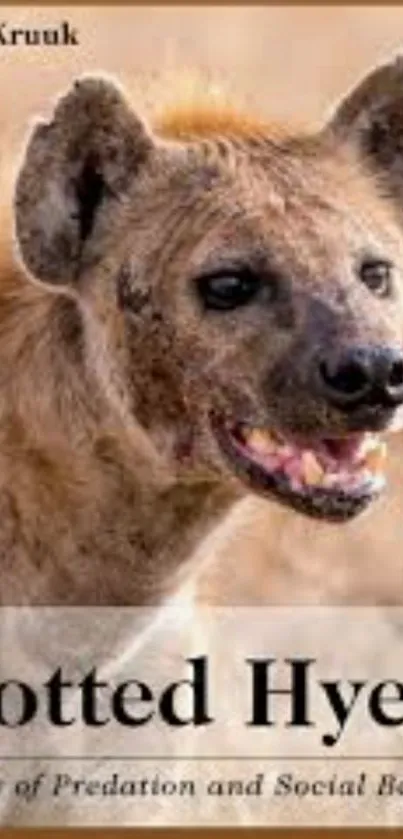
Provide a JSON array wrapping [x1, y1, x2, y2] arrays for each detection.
[[286, 457, 305, 480]]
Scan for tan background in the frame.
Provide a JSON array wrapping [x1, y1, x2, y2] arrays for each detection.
[[3, 5, 403, 606], [5, 6, 403, 143]]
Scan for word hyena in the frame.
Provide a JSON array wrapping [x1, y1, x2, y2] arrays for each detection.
[[2, 58, 403, 604]]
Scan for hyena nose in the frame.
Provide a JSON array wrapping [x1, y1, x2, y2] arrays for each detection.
[[318, 346, 403, 410]]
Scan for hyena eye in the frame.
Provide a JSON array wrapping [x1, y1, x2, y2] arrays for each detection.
[[359, 258, 393, 298], [196, 269, 261, 311]]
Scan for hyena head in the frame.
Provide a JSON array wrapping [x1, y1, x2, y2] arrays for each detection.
[[13, 60, 403, 523]]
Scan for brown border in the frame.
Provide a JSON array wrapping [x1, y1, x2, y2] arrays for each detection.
[[0, 1, 402, 835], [2, 831, 403, 837], [0, 826, 400, 836]]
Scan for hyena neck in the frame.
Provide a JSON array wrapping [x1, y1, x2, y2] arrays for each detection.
[[0, 292, 237, 605]]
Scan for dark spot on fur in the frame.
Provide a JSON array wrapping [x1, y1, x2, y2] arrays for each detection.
[[117, 265, 151, 313]]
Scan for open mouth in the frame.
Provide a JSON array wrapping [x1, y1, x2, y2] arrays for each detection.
[[213, 419, 388, 522]]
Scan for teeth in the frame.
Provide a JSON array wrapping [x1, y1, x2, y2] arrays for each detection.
[[364, 441, 387, 475], [238, 425, 387, 494], [246, 428, 278, 455], [357, 434, 380, 460], [302, 451, 325, 486], [387, 409, 403, 433]]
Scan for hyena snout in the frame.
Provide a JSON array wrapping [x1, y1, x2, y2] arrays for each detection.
[[318, 345, 403, 412]]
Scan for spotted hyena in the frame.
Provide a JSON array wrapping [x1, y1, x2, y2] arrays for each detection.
[[3, 57, 403, 604]]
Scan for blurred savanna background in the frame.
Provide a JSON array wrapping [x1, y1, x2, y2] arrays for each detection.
[[3, 5, 403, 606]]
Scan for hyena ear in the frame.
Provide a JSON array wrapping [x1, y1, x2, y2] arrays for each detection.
[[14, 76, 154, 287], [326, 56, 403, 203]]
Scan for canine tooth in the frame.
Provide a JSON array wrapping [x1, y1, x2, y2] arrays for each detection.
[[387, 410, 403, 433], [358, 434, 379, 457], [247, 429, 277, 453], [302, 451, 325, 486], [364, 441, 387, 474]]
